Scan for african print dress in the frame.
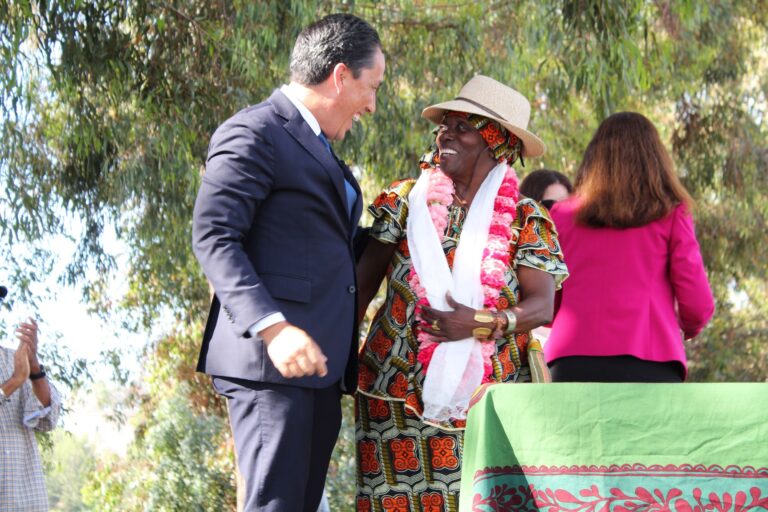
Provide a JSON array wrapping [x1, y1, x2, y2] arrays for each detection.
[[356, 178, 568, 512]]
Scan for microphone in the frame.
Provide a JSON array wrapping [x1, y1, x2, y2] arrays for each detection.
[[0, 286, 6, 300]]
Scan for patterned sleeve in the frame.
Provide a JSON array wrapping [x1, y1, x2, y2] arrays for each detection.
[[21, 379, 61, 432], [511, 198, 569, 289], [367, 178, 416, 245]]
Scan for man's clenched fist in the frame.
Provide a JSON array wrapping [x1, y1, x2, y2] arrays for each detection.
[[261, 322, 328, 378]]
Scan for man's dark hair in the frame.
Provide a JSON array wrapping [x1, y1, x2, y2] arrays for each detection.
[[290, 13, 381, 85]]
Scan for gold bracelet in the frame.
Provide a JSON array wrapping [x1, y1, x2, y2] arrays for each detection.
[[473, 309, 494, 340], [472, 326, 493, 339], [473, 310, 494, 323]]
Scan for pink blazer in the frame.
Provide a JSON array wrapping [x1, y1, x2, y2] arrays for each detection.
[[545, 197, 714, 372]]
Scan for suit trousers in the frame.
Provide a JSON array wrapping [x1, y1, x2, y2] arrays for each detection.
[[213, 377, 342, 511]]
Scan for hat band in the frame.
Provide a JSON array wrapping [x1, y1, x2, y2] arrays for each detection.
[[454, 96, 505, 122]]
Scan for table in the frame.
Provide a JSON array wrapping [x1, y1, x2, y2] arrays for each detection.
[[460, 383, 768, 511]]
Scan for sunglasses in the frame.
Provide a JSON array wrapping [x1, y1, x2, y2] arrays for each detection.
[[540, 199, 556, 210]]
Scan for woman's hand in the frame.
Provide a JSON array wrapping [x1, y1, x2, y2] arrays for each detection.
[[419, 293, 491, 341]]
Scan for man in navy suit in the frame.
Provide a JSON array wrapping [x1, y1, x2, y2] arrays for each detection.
[[192, 14, 385, 511]]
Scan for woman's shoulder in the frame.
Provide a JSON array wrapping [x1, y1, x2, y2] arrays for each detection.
[[384, 177, 417, 198], [512, 199, 564, 241], [647, 202, 694, 231], [515, 196, 562, 224], [660, 202, 698, 240], [516, 196, 545, 215], [670, 202, 693, 219], [369, 178, 417, 221], [371, 178, 416, 208]]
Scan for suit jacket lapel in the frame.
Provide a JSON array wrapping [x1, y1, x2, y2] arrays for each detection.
[[270, 90, 350, 215]]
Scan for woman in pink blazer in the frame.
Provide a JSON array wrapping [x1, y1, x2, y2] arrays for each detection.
[[546, 112, 714, 382]]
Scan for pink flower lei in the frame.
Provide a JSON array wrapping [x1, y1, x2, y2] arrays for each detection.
[[408, 165, 519, 384]]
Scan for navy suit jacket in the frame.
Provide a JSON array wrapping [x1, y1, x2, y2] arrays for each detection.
[[192, 89, 363, 392]]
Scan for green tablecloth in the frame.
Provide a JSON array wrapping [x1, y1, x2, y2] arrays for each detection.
[[460, 383, 768, 511]]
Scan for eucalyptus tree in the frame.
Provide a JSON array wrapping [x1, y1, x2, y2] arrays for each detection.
[[1, 0, 767, 508]]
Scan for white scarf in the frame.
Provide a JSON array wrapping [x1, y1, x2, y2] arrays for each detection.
[[406, 162, 507, 423]]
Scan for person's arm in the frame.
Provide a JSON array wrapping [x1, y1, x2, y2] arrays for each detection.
[[1, 343, 29, 400], [10, 319, 62, 431], [192, 120, 282, 337], [355, 181, 414, 323], [420, 266, 555, 341], [356, 238, 397, 323], [16, 319, 51, 407], [669, 206, 715, 339], [506, 265, 557, 331], [192, 118, 327, 378]]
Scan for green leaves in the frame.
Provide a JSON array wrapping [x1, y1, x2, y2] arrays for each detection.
[[82, 383, 236, 511], [0, 0, 764, 407], [0, 0, 766, 507]]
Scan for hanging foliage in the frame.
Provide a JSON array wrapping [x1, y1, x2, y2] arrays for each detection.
[[1, 0, 767, 508]]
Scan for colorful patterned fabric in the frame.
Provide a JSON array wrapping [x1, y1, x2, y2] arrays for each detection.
[[0, 347, 61, 511], [358, 368, 533, 512], [419, 112, 523, 170], [526, 340, 551, 384], [461, 383, 768, 511], [356, 179, 568, 511], [356, 393, 464, 512]]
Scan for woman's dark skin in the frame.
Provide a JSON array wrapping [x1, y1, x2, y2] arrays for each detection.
[[356, 238, 396, 323], [356, 113, 556, 340], [419, 269, 555, 341]]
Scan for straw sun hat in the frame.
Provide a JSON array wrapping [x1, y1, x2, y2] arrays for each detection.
[[421, 75, 545, 158]]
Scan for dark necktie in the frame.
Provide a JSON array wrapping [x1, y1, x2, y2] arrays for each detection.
[[318, 132, 333, 154], [318, 132, 357, 220]]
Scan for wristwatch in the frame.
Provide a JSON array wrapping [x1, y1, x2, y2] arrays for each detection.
[[30, 365, 46, 381], [0, 387, 9, 404]]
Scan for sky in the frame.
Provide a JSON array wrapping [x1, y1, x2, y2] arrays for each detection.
[[0, 280, 143, 455], [0, 217, 150, 454], [0, 217, 148, 364]]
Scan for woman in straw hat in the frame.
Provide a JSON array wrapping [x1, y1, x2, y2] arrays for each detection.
[[354, 75, 568, 509]]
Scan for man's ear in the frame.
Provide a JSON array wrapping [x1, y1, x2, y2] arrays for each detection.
[[331, 63, 348, 94]]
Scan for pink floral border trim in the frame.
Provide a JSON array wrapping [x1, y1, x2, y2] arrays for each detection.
[[471, 464, 768, 511]]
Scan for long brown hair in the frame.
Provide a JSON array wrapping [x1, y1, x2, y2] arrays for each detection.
[[575, 112, 693, 228]]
